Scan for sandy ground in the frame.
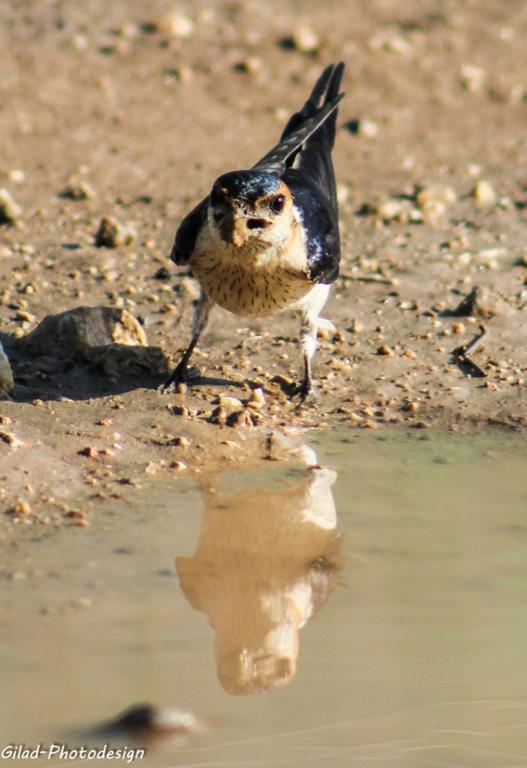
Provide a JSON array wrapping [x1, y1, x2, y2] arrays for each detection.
[[1, 0, 526, 531]]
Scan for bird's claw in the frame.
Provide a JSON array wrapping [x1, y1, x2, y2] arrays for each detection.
[[295, 379, 319, 402], [159, 364, 189, 393]]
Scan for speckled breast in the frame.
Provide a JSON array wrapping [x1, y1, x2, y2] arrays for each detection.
[[190, 255, 311, 318]]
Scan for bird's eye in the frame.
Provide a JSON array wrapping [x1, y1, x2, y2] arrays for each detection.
[[270, 194, 285, 213]]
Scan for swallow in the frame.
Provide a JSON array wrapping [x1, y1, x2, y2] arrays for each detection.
[[163, 62, 345, 398]]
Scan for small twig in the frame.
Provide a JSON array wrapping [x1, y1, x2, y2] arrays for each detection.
[[451, 324, 487, 378]]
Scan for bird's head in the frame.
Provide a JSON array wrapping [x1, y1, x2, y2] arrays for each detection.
[[208, 170, 294, 249]]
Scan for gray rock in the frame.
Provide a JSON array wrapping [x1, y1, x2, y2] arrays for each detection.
[[20, 306, 148, 360], [0, 188, 22, 225], [0, 340, 14, 396]]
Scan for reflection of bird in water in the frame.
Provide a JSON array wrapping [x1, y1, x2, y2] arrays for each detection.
[[176, 442, 342, 695]]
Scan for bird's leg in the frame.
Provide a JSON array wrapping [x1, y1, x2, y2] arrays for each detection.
[[297, 312, 318, 399], [162, 290, 212, 391]]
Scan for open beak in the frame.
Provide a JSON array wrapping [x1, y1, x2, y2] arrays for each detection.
[[217, 210, 271, 246]]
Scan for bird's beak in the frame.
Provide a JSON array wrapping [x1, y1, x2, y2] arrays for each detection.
[[218, 211, 248, 247]]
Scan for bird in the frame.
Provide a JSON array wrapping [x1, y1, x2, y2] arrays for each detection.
[[163, 62, 345, 399]]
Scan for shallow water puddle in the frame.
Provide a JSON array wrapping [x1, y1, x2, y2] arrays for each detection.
[[1, 430, 527, 767]]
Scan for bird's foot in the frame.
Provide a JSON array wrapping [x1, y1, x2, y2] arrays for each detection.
[[295, 378, 319, 402], [159, 362, 191, 393], [316, 317, 336, 334]]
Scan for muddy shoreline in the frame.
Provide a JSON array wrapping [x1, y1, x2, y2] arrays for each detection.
[[1, 0, 526, 531]]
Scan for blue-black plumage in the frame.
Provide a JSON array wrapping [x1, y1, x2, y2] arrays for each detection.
[[165, 63, 345, 398]]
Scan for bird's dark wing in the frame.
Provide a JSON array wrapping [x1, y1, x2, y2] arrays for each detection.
[[252, 93, 343, 175], [287, 63, 345, 215], [284, 168, 340, 285], [170, 196, 209, 265]]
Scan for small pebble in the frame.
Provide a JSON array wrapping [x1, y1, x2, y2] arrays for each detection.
[[170, 460, 188, 471], [78, 446, 98, 458], [0, 188, 22, 225], [7, 499, 32, 517], [417, 184, 457, 208], [378, 199, 407, 222], [155, 12, 194, 38], [8, 169, 25, 184], [290, 25, 320, 54], [0, 341, 14, 396], [95, 216, 137, 248], [247, 388, 265, 409], [473, 180, 497, 209], [233, 57, 262, 75], [460, 63, 487, 92], [0, 430, 21, 447], [377, 344, 394, 356], [60, 181, 96, 200], [218, 395, 243, 415], [172, 435, 190, 448]]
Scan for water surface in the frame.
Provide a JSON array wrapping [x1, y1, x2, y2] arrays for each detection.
[[1, 430, 527, 767]]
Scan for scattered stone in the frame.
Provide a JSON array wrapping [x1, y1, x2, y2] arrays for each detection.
[[369, 31, 412, 55], [8, 169, 25, 184], [247, 388, 265, 409], [11, 571, 28, 580], [377, 344, 394, 356], [0, 188, 22, 225], [64, 509, 88, 525], [230, 409, 256, 428], [378, 199, 408, 222], [156, 12, 194, 38], [345, 118, 379, 138], [7, 499, 32, 517], [14, 310, 36, 323], [452, 322, 466, 335], [170, 460, 188, 471], [60, 180, 96, 200], [0, 429, 21, 447], [416, 184, 457, 208], [165, 66, 193, 83], [0, 341, 14, 396], [171, 435, 190, 448], [170, 405, 189, 417], [280, 25, 320, 54], [91, 703, 205, 741], [233, 57, 262, 75], [21, 306, 147, 360], [472, 180, 497, 209], [95, 216, 137, 248], [154, 266, 171, 280], [460, 63, 487, 92], [218, 395, 244, 415], [78, 446, 98, 458], [408, 208, 423, 224]]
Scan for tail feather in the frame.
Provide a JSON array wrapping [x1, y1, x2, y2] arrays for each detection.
[[282, 63, 345, 211]]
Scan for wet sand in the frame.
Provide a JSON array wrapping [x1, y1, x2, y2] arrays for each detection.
[[2, 431, 527, 767], [1, 0, 526, 522]]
